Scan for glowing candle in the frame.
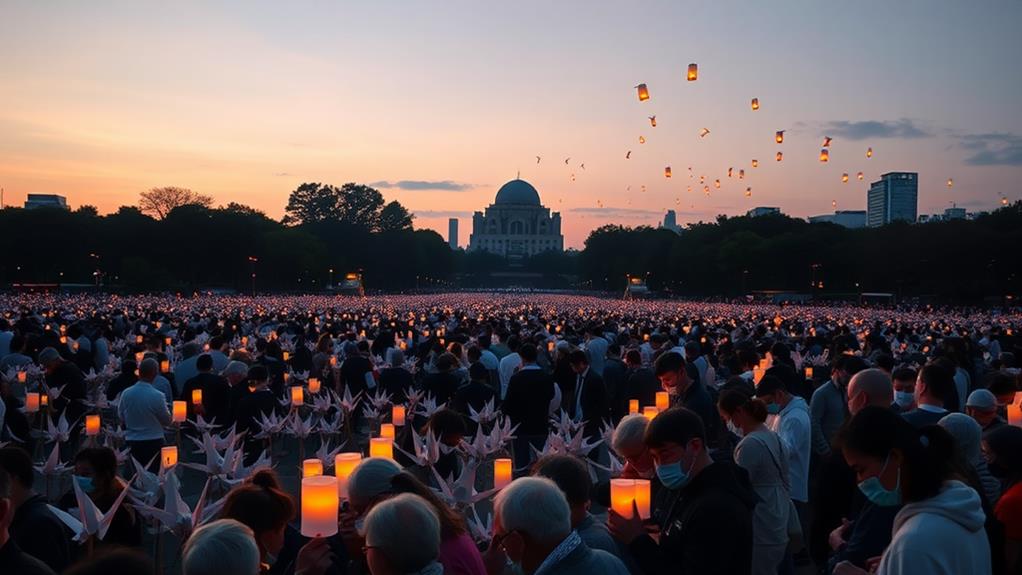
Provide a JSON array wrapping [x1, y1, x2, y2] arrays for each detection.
[[85, 414, 101, 436], [753, 367, 765, 385], [1008, 393, 1022, 427], [301, 476, 339, 538], [303, 458, 324, 478], [494, 458, 513, 490], [165, 337, 172, 346], [308, 377, 321, 394], [136, 335, 144, 344], [634, 479, 651, 519], [636, 83, 649, 101], [547, 341, 555, 353], [642, 406, 659, 420], [392, 405, 406, 427], [161, 446, 178, 470], [334, 452, 362, 499], [191, 389, 203, 405], [41, 395, 48, 407], [172, 400, 187, 423], [805, 366, 814, 379], [160, 359, 170, 373], [282, 351, 290, 362], [629, 399, 640, 415], [369, 438, 394, 460], [330, 356, 338, 367], [135, 352, 144, 363], [758, 358, 769, 370], [655, 391, 669, 412], [751, 97, 760, 110], [25, 392, 39, 414], [17, 371, 26, 384], [611, 479, 637, 518], [379, 423, 395, 440], [291, 386, 304, 407]]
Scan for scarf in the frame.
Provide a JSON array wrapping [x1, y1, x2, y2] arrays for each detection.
[[534, 530, 582, 575]]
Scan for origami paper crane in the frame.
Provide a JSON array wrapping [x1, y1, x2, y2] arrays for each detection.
[[47, 474, 130, 543], [33, 442, 70, 476], [133, 472, 223, 537], [395, 429, 442, 468]]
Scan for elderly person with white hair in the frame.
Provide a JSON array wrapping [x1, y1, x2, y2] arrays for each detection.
[[183, 519, 261, 575], [939, 412, 1001, 505], [611, 414, 655, 480], [486, 477, 628, 575], [363, 493, 444, 575]]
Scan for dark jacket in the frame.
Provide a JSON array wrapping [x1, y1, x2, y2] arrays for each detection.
[[45, 360, 86, 425], [378, 367, 413, 403], [901, 407, 949, 429], [181, 372, 232, 426], [105, 372, 136, 400], [602, 357, 629, 419], [626, 366, 661, 412], [339, 355, 374, 396], [566, 369, 610, 438], [827, 501, 900, 573], [628, 461, 758, 575], [682, 380, 722, 449], [0, 538, 55, 575], [453, 381, 497, 434], [504, 367, 555, 436], [237, 388, 280, 443], [536, 537, 629, 575], [422, 371, 461, 405], [10, 493, 72, 573]]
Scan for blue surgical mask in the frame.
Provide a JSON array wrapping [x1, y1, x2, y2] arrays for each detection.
[[74, 475, 95, 493], [766, 403, 781, 415], [655, 446, 696, 490], [857, 454, 901, 507], [894, 391, 914, 408]]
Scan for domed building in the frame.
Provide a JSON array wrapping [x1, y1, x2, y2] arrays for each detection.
[[469, 178, 563, 259]]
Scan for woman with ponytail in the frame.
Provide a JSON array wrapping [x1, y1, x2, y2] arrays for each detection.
[[833, 406, 991, 575], [718, 389, 792, 575]]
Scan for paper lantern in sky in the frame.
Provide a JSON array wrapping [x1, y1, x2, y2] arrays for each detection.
[[866, 147, 873, 158], [775, 130, 785, 144], [714, 179, 721, 189], [727, 167, 733, 178], [822, 136, 832, 147], [649, 116, 656, 127], [776, 151, 783, 162], [739, 169, 745, 179], [687, 63, 698, 81], [857, 172, 864, 180], [699, 128, 710, 138], [819, 149, 829, 162], [751, 97, 760, 110], [745, 187, 752, 197], [752, 159, 759, 168], [665, 166, 672, 178], [636, 84, 649, 101], [639, 135, 646, 144], [842, 173, 849, 183], [947, 178, 953, 189]]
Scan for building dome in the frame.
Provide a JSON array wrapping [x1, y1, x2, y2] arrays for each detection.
[[494, 179, 541, 206]]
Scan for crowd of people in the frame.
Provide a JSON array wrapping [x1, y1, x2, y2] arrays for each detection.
[[0, 292, 1019, 575]]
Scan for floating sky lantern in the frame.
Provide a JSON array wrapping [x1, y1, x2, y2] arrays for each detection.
[[866, 147, 873, 158], [687, 63, 698, 81], [947, 178, 953, 189], [745, 187, 752, 197], [727, 167, 733, 178], [714, 179, 721, 189], [752, 159, 759, 168], [751, 98, 760, 110], [649, 116, 656, 127], [842, 173, 849, 183], [823, 136, 832, 147], [699, 128, 710, 138], [639, 135, 646, 144], [739, 169, 745, 179], [665, 166, 672, 178], [776, 152, 783, 162], [857, 172, 864, 180], [775, 130, 785, 144], [819, 149, 829, 162], [636, 84, 649, 101]]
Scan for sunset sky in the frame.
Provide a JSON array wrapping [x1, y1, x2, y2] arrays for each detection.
[[2, 1, 1020, 248]]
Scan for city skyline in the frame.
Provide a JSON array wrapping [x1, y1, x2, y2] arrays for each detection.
[[2, 1, 1020, 249]]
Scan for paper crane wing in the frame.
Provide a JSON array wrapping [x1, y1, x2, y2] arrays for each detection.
[[46, 504, 86, 542]]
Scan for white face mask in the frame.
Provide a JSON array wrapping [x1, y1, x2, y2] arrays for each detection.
[[894, 391, 915, 408], [727, 420, 744, 438]]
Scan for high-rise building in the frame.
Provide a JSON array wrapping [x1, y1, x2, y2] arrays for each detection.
[[448, 218, 459, 249], [24, 194, 69, 210], [746, 206, 781, 217], [660, 210, 682, 234], [867, 172, 918, 227]]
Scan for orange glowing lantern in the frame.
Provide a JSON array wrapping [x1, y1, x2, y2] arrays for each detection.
[[752, 159, 759, 168], [392, 405, 406, 427], [160, 359, 170, 373], [636, 84, 649, 101], [611, 479, 636, 518], [655, 391, 669, 411], [379, 423, 395, 440], [753, 367, 765, 385], [1008, 393, 1022, 427], [161, 446, 178, 470], [301, 476, 339, 538], [191, 389, 203, 406], [136, 335, 144, 344], [775, 131, 785, 144], [745, 187, 752, 197], [776, 152, 783, 162], [303, 458, 324, 478], [649, 116, 656, 127], [751, 98, 760, 110], [819, 149, 829, 162], [172, 400, 187, 423], [634, 479, 651, 519], [866, 147, 873, 158], [41, 395, 48, 407], [629, 399, 640, 415], [947, 178, 953, 189], [686, 63, 698, 81], [369, 438, 394, 460], [282, 351, 290, 362], [291, 386, 304, 407], [805, 366, 814, 379], [17, 371, 26, 384], [842, 173, 849, 183], [335, 452, 362, 499], [665, 166, 672, 178], [308, 377, 321, 394], [642, 406, 659, 420], [494, 458, 512, 489], [85, 414, 100, 436], [857, 172, 864, 180]]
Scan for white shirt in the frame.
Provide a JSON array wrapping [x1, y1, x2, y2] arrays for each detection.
[[498, 352, 521, 400], [766, 396, 811, 502], [118, 380, 172, 441]]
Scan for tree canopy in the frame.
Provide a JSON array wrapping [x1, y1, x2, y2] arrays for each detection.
[[138, 187, 214, 219]]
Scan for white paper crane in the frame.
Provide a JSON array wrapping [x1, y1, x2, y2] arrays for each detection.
[[182, 431, 243, 478], [133, 473, 223, 537], [43, 410, 74, 444], [253, 411, 286, 440], [368, 389, 392, 411], [430, 462, 497, 508], [286, 411, 317, 440], [395, 429, 442, 467], [414, 393, 445, 419], [46, 476, 130, 543], [33, 442, 70, 476], [466, 504, 494, 544], [468, 398, 498, 426]]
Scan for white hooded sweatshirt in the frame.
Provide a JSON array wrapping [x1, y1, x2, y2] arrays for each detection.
[[878, 480, 991, 575]]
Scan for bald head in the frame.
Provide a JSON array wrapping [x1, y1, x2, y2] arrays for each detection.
[[847, 368, 893, 414]]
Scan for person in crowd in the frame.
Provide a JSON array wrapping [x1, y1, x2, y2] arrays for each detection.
[[602, 344, 628, 421], [567, 349, 610, 438], [452, 362, 497, 431], [142, 351, 175, 405], [811, 355, 866, 459], [901, 363, 952, 428], [847, 368, 894, 416], [939, 413, 1002, 506], [487, 476, 628, 575], [984, 425, 1022, 575], [423, 409, 467, 482], [532, 454, 619, 556], [379, 348, 414, 404], [104, 359, 137, 400], [717, 389, 792, 575], [891, 367, 918, 413], [0, 447, 71, 572], [174, 342, 203, 398], [236, 365, 280, 465], [118, 357, 170, 469], [339, 341, 375, 397], [654, 352, 720, 450], [311, 333, 334, 380], [987, 374, 1019, 421], [422, 352, 462, 405], [60, 447, 140, 549], [183, 519, 262, 575], [832, 406, 991, 575], [344, 457, 487, 575], [585, 326, 610, 377], [504, 343, 560, 469], [610, 414, 655, 480], [222, 360, 250, 423], [966, 389, 1006, 435], [182, 353, 232, 424], [755, 375, 811, 513], [607, 407, 756, 575], [497, 336, 521, 400], [623, 349, 660, 415], [39, 346, 87, 429], [0, 334, 33, 372], [475, 335, 500, 372], [364, 493, 445, 575], [0, 467, 55, 575]]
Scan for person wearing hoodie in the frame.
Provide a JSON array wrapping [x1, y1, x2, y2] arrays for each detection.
[[984, 425, 1022, 575], [607, 406, 757, 575], [755, 374, 812, 538], [833, 406, 991, 575]]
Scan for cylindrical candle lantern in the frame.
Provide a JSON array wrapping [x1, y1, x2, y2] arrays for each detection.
[[282, 351, 290, 362], [25, 392, 40, 413], [634, 479, 651, 519], [687, 63, 698, 81], [335, 452, 362, 499], [642, 406, 659, 420], [301, 476, 339, 538], [172, 400, 187, 423], [291, 386, 304, 407], [379, 423, 395, 440], [303, 458, 324, 478], [160, 359, 170, 373], [655, 391, 669, 412], [134, 352, 144, 363], [369, 438, 393, 460], [805, 366, 814, 379], [136, 335, 144, 344], [392, 405, 406, 427], [161, 446, 178, 470], [85, 414, 101, 436], [41, 394, 48, 407], [165, 337, 172, 346], [308, 377, 321, 394], [1008, 393, 1022, 427], [611, 479, 636, 518], [191, 389, 203, 405], [330, 356, 338, 367], [494, 458, 512, 490], [17, 371, 26, 384], [629, 399, 640, 415], [753, 367, 765, 385]]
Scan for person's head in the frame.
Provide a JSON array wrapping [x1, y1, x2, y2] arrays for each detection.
[[644, 407, 711, 490], [63, 548, 154, 575], [874, 354, 895, 374], [965, 389, 999, 428], [986, 372, 1019, 409], [847, 368, 893, 415], [892, 367, 918, 410], [434, 352, 457, 373], [0, 447, 34, 504], [831, 355, 869, 390], [838, 405, 956, 506], [220, 469, 296, 559], [983, 425, 1022, 487], [624, 349, 642, 367], [138, 357, 159, 382], [38, 346, 61, 373], [181, 342, 202, 360], [938, 413, 984, 470], [386, 347, 405, 367], [567, 349, 588, 374], [222, 361, 248, 386], [518, 343, 538, 364], [209, 336, 227, 352], [426, 409, 466, 448], [532, 455, 592, 526], [654, 352, 691, 397], [247, 365, 269, 389], [182, 519, 261, 575], [915, 363, 953, 407], [73, 447, 119, 496], [737, 349, 759, 372], [363, 493, 441, 575], [348, 457, 403, 515], [8, 334, 25, 354], [717, 388, 768, 435], [753, 375, 789, 414], [611, 414, 653, 477], [683, 341, 701, 362], [493, 477, 571, 574], [196, 353, 214, 373]]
